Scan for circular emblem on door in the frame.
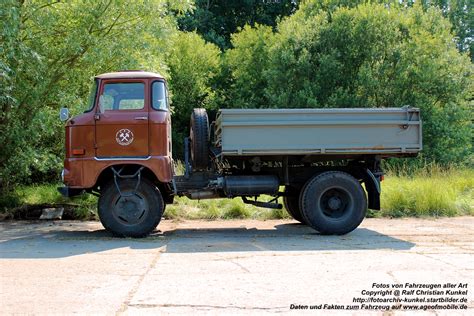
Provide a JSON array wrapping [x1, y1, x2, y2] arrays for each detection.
[[116, 129, 134, 146]]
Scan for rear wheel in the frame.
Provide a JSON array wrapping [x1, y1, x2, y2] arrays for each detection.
[[283, 187, 306, 224], [190, 108, 210, 170], [300, 171, 367, 235], [98, 178, 164, 237]]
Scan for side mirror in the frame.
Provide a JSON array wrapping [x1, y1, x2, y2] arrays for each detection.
[[98, 95, 105, 114], [59, 108, 70, 121]]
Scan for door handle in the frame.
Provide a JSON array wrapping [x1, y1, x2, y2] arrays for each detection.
[[134, 116, 148, 120]]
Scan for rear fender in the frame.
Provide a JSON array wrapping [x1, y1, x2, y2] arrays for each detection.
[[362, 169, 381, 210]]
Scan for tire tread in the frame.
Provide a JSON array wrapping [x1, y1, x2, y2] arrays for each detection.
[[190, 108, 210, 170]]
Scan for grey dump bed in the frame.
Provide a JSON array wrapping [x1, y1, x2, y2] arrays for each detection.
[[214, 108, 422, 157]]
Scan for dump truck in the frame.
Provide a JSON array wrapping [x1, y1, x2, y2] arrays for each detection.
[[58, 71, 422, 237]]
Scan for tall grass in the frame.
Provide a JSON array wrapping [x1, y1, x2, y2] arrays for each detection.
[[0, 184, 97, 219], [380, 167, 473, 217]]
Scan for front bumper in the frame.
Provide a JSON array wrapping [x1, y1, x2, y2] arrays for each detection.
[[57, 187, 84, 198]]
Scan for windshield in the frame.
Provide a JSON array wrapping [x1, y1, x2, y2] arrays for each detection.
[[101, 82, 145, 110], [84, 79, 98, 112]]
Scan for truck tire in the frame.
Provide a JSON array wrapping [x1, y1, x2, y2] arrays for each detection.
[[283, 187, 306, 224], [190, 108, 210, 170], [98, 178, 164, 237], [300, 171, 367, 235]]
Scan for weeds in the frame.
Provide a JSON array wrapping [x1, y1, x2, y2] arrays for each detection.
[[0, 184, 97, 219], [380, 168, 473, 217]]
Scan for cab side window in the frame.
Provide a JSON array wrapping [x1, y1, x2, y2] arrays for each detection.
[[101, 82, 145, 110], [152, 81, 168, 111]]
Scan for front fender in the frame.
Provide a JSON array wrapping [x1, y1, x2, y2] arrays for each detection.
[[62, 156, 173, 189]]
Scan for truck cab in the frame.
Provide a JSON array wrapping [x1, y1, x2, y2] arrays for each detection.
[[60, 71, 174, 200]]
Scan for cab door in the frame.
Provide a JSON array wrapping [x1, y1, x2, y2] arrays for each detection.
[[95, 80, 149, 158]]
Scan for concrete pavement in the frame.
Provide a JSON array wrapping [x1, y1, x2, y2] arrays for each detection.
[[0, 217, 473, 314]]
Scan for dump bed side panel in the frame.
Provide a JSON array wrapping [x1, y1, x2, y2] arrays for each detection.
[[214, 108, 422, 156]]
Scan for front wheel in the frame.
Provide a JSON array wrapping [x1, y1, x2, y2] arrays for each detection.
[[300, 171, 367, 235], [98, 178, 164, 237]]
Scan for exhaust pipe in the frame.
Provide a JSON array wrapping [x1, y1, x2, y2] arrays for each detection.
[[185, 190, 221, 200]]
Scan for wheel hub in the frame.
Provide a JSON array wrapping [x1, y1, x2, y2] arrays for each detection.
[[114, 195, 147, 224], [328, 196, 342, 210], [320, 188, 351, 219]]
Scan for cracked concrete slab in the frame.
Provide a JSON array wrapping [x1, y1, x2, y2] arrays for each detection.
[[0, 218, 473, 314]]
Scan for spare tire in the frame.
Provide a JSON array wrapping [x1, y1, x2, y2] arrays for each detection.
[[190, 108, 210, 170]]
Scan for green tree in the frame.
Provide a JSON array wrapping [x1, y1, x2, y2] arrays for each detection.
[[274, 0, 472, 59], [178, 0, 297, 49], [224, 24, 274, 108], [400, 0, 473, 59], [166, 31, 221, 158], [0, 0, 191, 191], [263, 2, 472, 164]]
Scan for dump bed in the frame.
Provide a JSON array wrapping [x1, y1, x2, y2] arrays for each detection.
[[214, 108, 421, 157]]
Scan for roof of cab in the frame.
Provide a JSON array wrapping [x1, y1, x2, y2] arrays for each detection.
[[95, 70, 164, 79]]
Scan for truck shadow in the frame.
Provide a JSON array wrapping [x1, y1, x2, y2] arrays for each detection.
[[0, 222, 415, 259]]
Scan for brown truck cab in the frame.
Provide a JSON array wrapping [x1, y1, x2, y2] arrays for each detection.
[[59, 71, 421, 237], [61, 71, 173, 192]]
